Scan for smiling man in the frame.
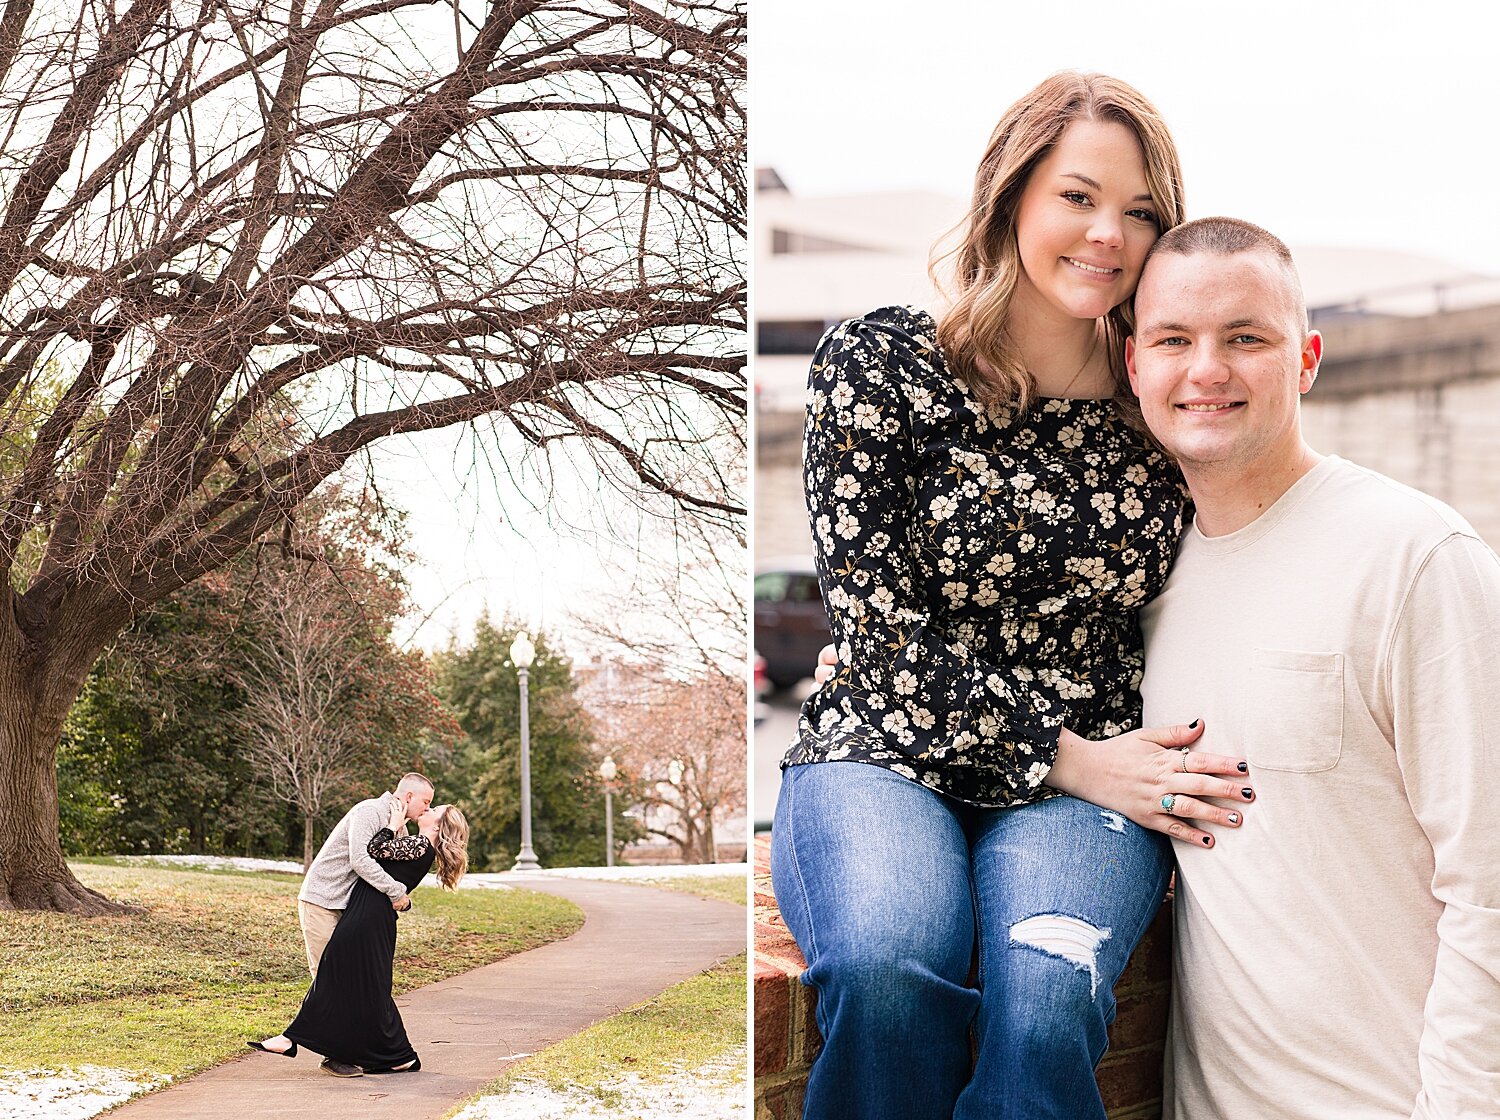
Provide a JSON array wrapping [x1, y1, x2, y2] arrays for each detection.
[[1127, 217, 1500, 1118]]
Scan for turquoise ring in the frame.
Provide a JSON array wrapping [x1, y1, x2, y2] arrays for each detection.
[[1160, 794, 1177, 813]]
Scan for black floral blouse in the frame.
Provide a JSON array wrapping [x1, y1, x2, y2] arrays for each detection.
[[784, 306, 1188, 807]]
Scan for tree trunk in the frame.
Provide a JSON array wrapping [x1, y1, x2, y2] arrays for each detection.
[[303, 812, 314, 871], [0, 621, 139, 914], [703, 813, 717, 864], [0, 582, 141, 913]]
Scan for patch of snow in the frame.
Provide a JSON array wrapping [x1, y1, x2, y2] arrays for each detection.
[[495, 863, 748, 884], [451, 1055, 744, 1120], [120, 854, 303, 875], [0, 1067, 169, 1120], [114, 855, 743, 890]]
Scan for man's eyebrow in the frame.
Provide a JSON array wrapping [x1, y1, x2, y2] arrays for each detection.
[[1137, 317, 1279, 334], [1062, 172, 1154, 202]]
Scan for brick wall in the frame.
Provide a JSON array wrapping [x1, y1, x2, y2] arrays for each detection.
[[753, 835, 1174, 1120]]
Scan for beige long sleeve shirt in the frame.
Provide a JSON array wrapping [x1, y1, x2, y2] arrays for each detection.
[[1141, 456, 1500, 1119], [297, 792, 407, 910]]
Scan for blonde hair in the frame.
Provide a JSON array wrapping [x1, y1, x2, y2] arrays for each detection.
[[933, 71, 1186, 415], [430, 805, 469, 890]]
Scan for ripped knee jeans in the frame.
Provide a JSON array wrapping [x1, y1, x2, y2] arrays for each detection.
[[770, 760, 1171, 1120]]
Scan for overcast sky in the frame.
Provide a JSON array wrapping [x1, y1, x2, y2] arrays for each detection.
[[751, 0, 1499, 273]]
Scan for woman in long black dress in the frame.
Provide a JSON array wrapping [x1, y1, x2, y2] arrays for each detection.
[[251, 800, 469, 1074]]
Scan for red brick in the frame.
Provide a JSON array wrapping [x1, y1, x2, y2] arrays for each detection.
[[754, 960, 791, 1074], [757, 1080, 805, 1120], [1095, 1047, 1163, 1116], [1107, 984, 1171, 1051]]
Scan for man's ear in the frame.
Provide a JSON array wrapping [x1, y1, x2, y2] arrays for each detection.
[[1125, 335, 1140, 396], [1299, 330, 1323, 394]]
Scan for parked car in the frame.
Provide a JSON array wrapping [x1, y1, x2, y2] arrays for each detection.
[[754, 558, 831, 691]]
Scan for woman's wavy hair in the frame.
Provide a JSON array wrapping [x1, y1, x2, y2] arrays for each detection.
[[933, 71, 1186, 417], [430, 805, 469, 890]]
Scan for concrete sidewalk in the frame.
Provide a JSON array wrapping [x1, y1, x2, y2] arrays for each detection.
[[107, 875, 747, 1120]]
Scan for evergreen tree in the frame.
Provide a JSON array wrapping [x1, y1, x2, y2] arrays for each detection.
[[434, 615, 634, 870]]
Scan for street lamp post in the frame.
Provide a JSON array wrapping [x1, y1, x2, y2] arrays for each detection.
[[510, 631, 541, 871], [598, 755, 617, 867]]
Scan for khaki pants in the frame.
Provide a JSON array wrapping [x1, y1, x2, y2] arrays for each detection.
[[298, 900, 341, 979]]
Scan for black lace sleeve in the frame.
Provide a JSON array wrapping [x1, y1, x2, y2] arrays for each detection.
[[367, 828, 431, 861]]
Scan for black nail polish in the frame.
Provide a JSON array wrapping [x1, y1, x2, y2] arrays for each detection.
[[1189, 719, 1200, 729], [1228, 812, 1240, 825], [1242, 788, 1254, 800], [1237, 761, 1248, 773], [1201, 836, 1212, 846]]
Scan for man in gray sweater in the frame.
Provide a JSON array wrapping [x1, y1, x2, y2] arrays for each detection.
[[297, 772, 434, 979]]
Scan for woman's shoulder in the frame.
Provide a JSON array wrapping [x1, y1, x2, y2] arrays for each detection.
[[811, 305, 947, 392]]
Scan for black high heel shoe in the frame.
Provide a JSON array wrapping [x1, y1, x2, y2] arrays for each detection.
[[247, 1040, 298, 1058]]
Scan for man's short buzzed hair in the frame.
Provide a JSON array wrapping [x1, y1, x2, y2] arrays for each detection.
[[396, 772, 433, 792], [1143, 216, 1307, 327], [1146, 215, 1294, 264]]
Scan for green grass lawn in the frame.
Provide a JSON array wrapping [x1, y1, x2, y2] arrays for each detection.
[[632, 873, 748, 907], [0, 860, 583, 1080], [445, 879, 749, 1117]]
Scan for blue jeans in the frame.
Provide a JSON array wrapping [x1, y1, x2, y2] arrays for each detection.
[[771, 761, 1171, 1120]]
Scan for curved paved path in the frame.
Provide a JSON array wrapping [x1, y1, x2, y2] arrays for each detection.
[[107, 875, 747, 1120]]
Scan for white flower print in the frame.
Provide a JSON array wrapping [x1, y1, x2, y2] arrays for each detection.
[[893, 670, 919, 696], [852, 401, 881, 429], [881, 711, 910, 734], [987, 553, 1016, 576], [1121, 493, 1144, 520], [833, 474, 861, 499], [1068, 556, 1107, 582], [929, 494, 959, 521], [830, 382, 856, 409]]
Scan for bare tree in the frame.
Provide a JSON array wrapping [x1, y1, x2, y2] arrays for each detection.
[[590, 667, 742, 863], [229, 559, 377, 868], [0, 0, 745, 912]]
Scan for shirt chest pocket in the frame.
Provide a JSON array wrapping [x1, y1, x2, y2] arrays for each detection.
[[1242, 649, 1344, 773]]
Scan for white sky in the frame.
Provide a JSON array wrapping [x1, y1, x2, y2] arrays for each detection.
[[750, 0, 1500, 273]]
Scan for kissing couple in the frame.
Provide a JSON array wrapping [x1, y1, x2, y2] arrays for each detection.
[[249, 772, 470, 1076]]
